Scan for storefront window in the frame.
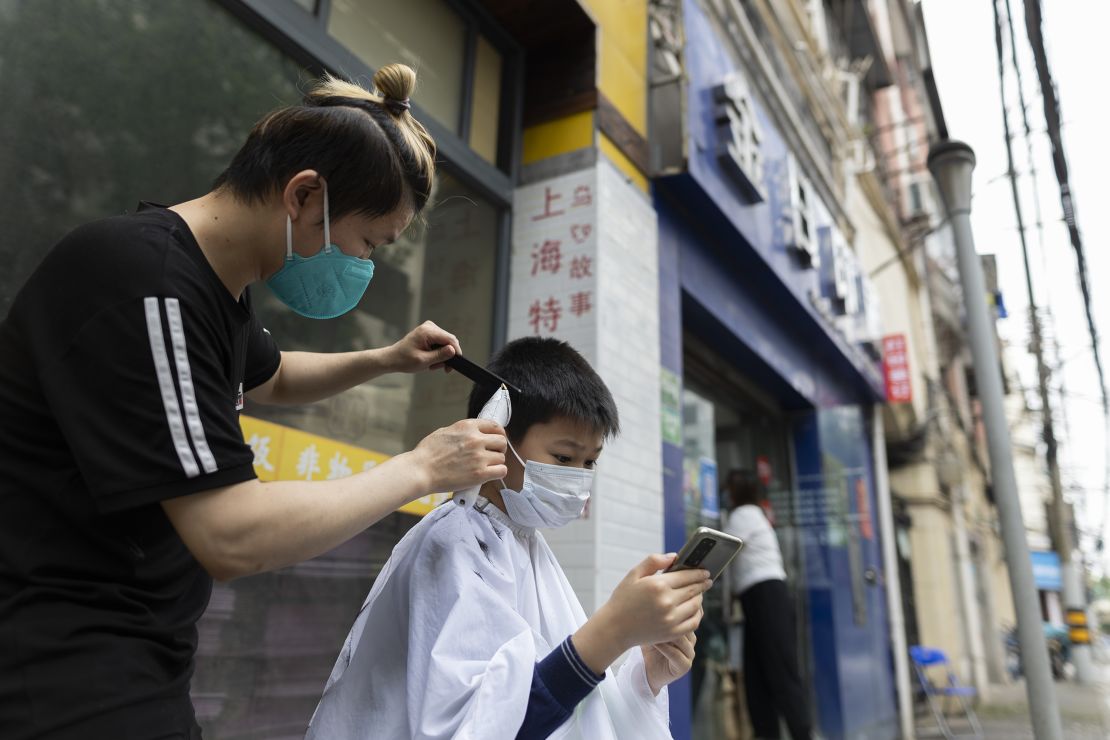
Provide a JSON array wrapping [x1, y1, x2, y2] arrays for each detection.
[[0, 0, 305, 318], [469, 34, 503, 164], [328, 0, 467, 133], [682, 339, 813, 739], [0, 1, 504, 737]]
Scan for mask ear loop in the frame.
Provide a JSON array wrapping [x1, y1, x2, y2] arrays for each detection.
[[285, 215, 294, 260], [499, 439, 527, 490], [322, 182, 332, 254]]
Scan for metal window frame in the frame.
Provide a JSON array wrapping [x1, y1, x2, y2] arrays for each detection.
[[217, 0, 523, 350]]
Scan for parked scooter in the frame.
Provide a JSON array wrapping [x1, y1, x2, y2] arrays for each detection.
[[1003, 623, 1070, 680]]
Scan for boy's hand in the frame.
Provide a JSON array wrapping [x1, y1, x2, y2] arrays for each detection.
[[386, 320, 461, 373], [410, 419, 507, 493], [573, 554, 709, 674], [603, 554, 709, 648], [642, 632, 696, 696]]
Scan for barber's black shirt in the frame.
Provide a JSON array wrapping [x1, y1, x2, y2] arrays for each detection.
[[0, 204, 281, 738]]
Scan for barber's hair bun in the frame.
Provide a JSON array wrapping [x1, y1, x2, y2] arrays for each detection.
[[305, 64, 435, 208], [373, 63, 416, 109]]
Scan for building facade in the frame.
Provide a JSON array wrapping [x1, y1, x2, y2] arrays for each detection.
[[649, 1, 908, 737], [866, 0, 1016, 704]]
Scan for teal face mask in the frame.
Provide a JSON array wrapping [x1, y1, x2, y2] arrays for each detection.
[[267, 186, 375, 319]]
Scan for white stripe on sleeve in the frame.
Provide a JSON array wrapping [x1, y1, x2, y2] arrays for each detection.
[[144, 297, 200, 478], [164, 297, 218, 475]]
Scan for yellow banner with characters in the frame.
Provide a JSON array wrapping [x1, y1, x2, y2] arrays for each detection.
[[239, 415, 451, 516]]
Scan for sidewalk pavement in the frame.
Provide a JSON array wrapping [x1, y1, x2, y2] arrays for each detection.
[[915, 665, 1110, 739]]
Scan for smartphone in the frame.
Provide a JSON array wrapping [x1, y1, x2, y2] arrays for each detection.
[[665, 527, 744, 581]]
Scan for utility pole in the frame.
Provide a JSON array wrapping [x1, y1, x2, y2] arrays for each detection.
[[928, 140, 1063, 740], [1008, 0, 1095, 681]]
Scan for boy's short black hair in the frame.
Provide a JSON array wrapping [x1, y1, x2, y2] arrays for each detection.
[[467, 337, 619, 443]]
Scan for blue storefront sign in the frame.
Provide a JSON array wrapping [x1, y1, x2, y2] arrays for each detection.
[[1031, 550, 1062, 591]]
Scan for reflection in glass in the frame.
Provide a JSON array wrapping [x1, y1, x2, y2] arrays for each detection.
[[469, 34, 503, 164], [327, 0, 466, 133], [0, 0, 306, 319]]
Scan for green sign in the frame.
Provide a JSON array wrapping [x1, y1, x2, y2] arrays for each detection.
[[660, 367, 682, 446]]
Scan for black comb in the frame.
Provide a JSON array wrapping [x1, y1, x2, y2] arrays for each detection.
[[443, 353, 523, 395]]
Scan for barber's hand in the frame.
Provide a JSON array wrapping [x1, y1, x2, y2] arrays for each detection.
[[598, 554, 709, 652], [411, 419, 507, 492], [387, 321, 461, 374], [642, 632, 697, 696]]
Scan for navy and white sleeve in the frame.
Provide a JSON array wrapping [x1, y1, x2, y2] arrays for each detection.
[[516, 636, 606, 739]]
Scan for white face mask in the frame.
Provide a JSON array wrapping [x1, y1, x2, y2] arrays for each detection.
[[500, 441, 593, 529]]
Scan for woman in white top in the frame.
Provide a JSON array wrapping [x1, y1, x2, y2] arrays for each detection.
[[724, 470, 813, 740]]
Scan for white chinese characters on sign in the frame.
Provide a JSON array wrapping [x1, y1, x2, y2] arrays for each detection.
[[296, 443, 321, 481], [327, 452, 352, 480], [247, 433, 274, 473], [785, 155, 819, 268], [714, 72, 766, 202]]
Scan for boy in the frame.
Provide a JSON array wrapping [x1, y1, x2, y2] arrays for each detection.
[[307, 338, 710, 739]]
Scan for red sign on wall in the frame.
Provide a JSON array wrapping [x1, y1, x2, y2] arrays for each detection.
[[756, 455, 773, 487], [882, 334, 912, 404]]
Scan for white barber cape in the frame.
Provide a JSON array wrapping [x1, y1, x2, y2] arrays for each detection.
[[306, 497, 672, 740]]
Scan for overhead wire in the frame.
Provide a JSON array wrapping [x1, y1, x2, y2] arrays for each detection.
[[1020, 0, 1110, 550]]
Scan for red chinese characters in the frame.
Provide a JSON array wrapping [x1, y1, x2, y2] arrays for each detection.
[[521, 179, 597, 335], [569, 255, 593, 280], [531, 240, 563, 276], [571, 185, 592, 207], [529, 297, 563, 334], [531, 186, 565, 221], [569, 291, 592, 317], [570, 223, 592, 244]]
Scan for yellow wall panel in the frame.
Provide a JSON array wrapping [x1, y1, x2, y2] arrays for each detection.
[[598, 41, 647, 136], [581, 0, 647, 67], [521, 3, 649, 165], [584, 0, 648, 136], [239, 415, 445, 516], [522, 111, 595, 164]]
